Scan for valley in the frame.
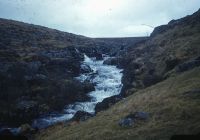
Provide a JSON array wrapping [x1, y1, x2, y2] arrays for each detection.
[[0, 8, 200, 140]]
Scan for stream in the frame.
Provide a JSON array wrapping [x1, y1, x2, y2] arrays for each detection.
[[1, 55, 123, 132]]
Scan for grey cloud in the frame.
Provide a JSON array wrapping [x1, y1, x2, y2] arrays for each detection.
[[0, 0, 200, 37]]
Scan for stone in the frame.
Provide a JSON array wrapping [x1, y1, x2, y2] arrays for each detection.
[[72, 111, 94, 121], [125, 111, 149, 121], [132, 112, 149, 120], [119, 111, 149, 127], [19, 124, 35, 135], [80, 64, 93, 73], [95, 53, 103, 60], [103, 57, 119, 65], [118, 118, 134, 127], [95, 95, 122, 113]]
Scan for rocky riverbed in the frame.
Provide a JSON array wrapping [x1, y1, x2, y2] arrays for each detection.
[[32, 54, 123, 129]]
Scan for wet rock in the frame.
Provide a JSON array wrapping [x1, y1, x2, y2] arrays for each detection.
[[95, 53, 103, 60], [95, 95, 122, 113], [118, 118, 134, 127], [103, 58, 118, 65], [80, 64, 93, 73], [82, 81, 95, 93], [72, 111, 94, 121]]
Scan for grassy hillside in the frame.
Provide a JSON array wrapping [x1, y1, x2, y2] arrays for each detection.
[[118, 9, 200, 96], [34, 9, 200, 140], [35, 67, 200, 140]]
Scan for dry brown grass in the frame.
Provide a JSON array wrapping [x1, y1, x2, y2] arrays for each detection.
[[35, 67, 200, 140]]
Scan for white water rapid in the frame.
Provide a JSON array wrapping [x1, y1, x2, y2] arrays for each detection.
[[32, 55, 123, 129]]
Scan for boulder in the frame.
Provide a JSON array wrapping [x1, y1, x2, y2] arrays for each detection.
[[127, 112, 149, 120], [103, 58, 117, 65], [71, 111, 94, 121], [80, 64, 93, 73], [96, 53, 103, 60], [118, 111, 149, 127], [95, 95, 122, 113], [118, 118, 134, 127], [82, 81, 95, 93], [95, 53, 103, 60]]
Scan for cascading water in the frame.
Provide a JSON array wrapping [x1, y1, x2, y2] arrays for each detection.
[[31, 55, 123, 129]]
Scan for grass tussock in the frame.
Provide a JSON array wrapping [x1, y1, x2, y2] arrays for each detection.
[[35, 67, 200, 140]]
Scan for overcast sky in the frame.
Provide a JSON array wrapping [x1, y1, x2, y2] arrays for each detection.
[[0, 0, 200, 37]]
